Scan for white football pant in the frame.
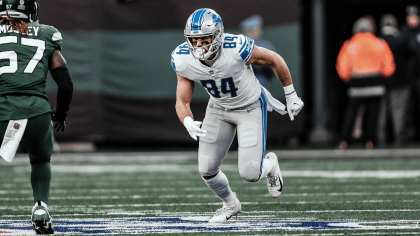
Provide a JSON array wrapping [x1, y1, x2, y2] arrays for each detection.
[[199, 92, 268, 182]]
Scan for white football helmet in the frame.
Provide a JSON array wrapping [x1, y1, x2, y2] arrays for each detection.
[[184, 8, 224, 60]]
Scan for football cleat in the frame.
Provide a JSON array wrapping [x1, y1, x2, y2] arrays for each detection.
[[265, 152, 283, 198], [31, 201, 54, 234], [208, 197, 241, 223]]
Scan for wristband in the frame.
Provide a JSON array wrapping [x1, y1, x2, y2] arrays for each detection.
[[283, 84, 295, 96]]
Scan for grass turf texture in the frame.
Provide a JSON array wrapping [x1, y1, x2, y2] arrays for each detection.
[[0, 154, 419, 235]]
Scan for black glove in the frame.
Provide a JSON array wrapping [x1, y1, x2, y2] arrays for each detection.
[[52, 112, 67, 132]]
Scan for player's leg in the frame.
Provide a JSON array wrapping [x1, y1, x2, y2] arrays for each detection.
[[390, 87, 411, 146], [339, 97, 363, 147], [237, 93, 282, 197], [20, 112, 54, 234], [199, 107, 240, 222], [21, 112, 53, 204], [365, 96, 382, 148]]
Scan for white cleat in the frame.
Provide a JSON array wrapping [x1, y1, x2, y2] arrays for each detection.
[[266, 152, 283, 198], [208, 197, 241, 223]]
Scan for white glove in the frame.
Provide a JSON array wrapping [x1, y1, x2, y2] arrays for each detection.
[[286, 92, 304, 121], [283, 84, 304, 121], [183, 116, 207, 141]]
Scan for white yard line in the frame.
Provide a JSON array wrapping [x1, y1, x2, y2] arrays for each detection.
[[0, 191, 419, 201], [0, 200, 418, 210], [2, 148, 420, 166], [10, 164, 420, 178], [1, 184, 416, 193]]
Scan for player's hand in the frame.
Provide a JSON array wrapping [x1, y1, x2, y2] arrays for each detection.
[[52, 112, 67, 132], [285, 93, 304, 121], [183, 116, 207, 141]]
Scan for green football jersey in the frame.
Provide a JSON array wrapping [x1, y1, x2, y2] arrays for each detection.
[[0, 22, 62, 121]]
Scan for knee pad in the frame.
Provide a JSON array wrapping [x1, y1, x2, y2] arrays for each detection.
[[239, 162, 261, 182], [198, 153, 221, 177], [198, 157, 219, 177]]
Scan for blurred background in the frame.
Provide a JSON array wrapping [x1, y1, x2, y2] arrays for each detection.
[[40, 0, 420, 151]]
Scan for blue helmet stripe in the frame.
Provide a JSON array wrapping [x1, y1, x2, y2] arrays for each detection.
[[191, 8, 208, 31]]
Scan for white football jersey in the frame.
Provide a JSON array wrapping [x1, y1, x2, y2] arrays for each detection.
[[171, 33, 262, 109]]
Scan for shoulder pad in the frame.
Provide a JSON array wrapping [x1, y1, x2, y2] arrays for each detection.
[[171, 43, 189, 75], [222, 33, 254, 62], [35, 23, 63, 50]]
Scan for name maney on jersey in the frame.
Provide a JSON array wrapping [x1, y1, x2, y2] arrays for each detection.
[[171, 33, 262, 109]]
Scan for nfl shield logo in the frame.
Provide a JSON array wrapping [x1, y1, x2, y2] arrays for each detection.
[[18, 0, 25, 10], [209, 70, 214, 75], [13, 123, 20, 130]]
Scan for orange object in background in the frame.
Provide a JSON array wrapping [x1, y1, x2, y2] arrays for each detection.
[[336, 32, 396, 82]]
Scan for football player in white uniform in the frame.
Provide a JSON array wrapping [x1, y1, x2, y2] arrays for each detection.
[[171, 8, 304, 223]]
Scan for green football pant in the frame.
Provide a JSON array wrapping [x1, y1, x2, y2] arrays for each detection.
[[0, 112, 53, 204]]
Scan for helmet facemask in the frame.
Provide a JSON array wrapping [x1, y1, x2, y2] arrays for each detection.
[[186, 28, 223, 60]]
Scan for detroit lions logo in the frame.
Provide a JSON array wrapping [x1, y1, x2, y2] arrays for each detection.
[[212, 14, 223, 26]]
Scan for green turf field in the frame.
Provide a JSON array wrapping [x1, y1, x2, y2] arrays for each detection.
[[0, 151, 419, 235]]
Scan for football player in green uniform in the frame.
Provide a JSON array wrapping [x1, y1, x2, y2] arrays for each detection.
[[0, 0, 73, 234]]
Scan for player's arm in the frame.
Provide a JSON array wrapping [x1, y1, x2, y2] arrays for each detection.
[[49, 50, 74, 132], [175, 73, 194, 122], [247, 46, 304, 121], [246, 46, 292, 87], [175, 73, 207, 141]]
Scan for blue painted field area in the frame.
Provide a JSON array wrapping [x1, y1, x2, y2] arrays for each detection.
[[0, 217, 381, 235]]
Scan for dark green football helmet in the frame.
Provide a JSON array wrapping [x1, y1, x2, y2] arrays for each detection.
[[0, 0, 39, 22]]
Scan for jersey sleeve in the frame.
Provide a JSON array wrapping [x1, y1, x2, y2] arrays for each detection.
[[234, 34, 255, 63], [40, 25, 62, 51], [171, 43, 189, 77], [50, 27, 63, 51]]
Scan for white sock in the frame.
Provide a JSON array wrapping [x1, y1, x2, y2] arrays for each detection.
[[32, 201, 48, 211], [259, 158, 274, 180], [202, 170, 236, 206]]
